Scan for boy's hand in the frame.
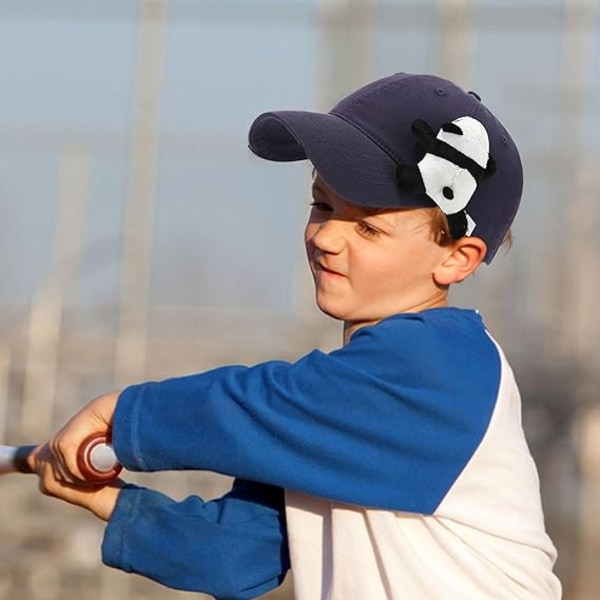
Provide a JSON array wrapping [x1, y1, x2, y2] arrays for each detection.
[[48, 390, 121, 484], [27, 443, 124, 521]]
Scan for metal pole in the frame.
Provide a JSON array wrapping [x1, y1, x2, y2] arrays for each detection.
[[551, 0, 596, 348], [114, 0, 167, 388], [314, 0, 377, 108], [102, 2, 168, 599], [576, 404, 600, 599], [555, 1, 597, 596], [293, 0, 376, 340], [20, 142, 90, 440], [0, 342, 11, 444], [434, 0, 479, 87]]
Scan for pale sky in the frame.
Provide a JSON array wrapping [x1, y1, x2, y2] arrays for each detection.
[[0, 0, 598, 318]]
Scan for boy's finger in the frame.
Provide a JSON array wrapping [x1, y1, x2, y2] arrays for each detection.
[[4, 438, 121, 484]]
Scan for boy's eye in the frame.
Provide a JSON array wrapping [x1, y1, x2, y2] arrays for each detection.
[[358, 221, 380, 237], [310, 201, 332, 212]]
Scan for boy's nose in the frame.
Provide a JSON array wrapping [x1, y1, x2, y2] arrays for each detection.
[[309, 219, 346, 254]]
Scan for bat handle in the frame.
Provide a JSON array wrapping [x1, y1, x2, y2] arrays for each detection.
[[76, 433, 122, 483], [13, 445, 37, 473]]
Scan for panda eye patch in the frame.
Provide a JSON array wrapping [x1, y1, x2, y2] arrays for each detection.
[[443, 187, 454, 200], [442, 122, 463, 135]]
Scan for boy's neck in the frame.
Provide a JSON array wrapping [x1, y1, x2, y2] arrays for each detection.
[[342, 296, 449, 345]]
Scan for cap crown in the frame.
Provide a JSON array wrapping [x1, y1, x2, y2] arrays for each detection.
[[249, 73, 523, 263]]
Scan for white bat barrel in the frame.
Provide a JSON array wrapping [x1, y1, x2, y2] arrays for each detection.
[[0, 445, 18, 475], [77, 434, 121, 482]]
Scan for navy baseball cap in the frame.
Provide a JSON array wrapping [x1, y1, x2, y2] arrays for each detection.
[[248, 72, 522, 263]]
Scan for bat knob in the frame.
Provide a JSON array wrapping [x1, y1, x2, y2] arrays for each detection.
[[76, 433, 122, 483]]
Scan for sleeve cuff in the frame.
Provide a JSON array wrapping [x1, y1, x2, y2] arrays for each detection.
[[112, 385, 145, 471], [101, 483, 142, 571]]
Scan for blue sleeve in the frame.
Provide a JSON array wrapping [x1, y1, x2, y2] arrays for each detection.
[[113, 310, 500, 513], [102, 479, 289, 599]]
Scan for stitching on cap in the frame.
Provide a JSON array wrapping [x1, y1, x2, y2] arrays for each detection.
[[331, 75, 461, 163], [331, 110, 403, 164], [339, 76, 405, 110]]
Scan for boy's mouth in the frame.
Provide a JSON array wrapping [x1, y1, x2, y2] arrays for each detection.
[[315, 260, 344, 278]]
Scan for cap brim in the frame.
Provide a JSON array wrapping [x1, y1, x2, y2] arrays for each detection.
[[248, 110, 433, 210]]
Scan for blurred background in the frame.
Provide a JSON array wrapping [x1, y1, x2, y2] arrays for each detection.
[[0, 0, 598, 598]]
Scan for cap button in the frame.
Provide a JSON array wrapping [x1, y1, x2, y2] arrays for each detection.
[[468, 90, 481, 101]]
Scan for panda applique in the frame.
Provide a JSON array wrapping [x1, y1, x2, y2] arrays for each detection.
[[396, 116, 496, 239]]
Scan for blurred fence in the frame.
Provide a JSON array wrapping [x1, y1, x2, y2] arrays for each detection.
[[1, 1, 599, 598]]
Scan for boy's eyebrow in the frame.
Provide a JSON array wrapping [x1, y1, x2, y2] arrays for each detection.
[[361, 206, 384, 217], [312, 177, 388, 218]]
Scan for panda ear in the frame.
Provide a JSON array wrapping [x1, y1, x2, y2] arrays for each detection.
[[446, 211, 468, 239], [396, 164, 426, 194], [441, 122, 463, 135], [485, 154, 497, 177], [410, 119, 436, 148]]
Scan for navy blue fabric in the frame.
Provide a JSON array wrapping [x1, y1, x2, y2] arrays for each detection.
[[113, 308, 501, 514], [248, 73, 523, 263], [102, 479, 289, 599]]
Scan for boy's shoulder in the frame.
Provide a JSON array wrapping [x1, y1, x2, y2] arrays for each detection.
[[341, 307, 499, 374], [352, 307, 487, 342]]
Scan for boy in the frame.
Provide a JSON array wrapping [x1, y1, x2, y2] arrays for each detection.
[[31, 73, 561, 599]]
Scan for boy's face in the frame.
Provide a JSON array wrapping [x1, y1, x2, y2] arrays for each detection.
[[305, 175, 450, 333]]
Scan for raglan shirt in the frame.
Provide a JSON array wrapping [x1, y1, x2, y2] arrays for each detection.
[[101, 308, 561, 599]]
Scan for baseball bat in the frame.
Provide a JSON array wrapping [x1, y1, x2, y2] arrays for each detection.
[[0, 433, 122, 483]]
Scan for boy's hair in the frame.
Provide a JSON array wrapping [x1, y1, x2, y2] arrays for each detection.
[[248, 72, 522, 265], [429, 207, 513, 253]]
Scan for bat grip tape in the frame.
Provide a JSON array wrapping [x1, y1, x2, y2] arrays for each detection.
[[14, 445, 36, 473]]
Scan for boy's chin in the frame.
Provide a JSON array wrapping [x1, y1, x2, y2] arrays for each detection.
[[314, 299, 345, 322], [314, 300, 367, 324], [316, 306, 343, 321]]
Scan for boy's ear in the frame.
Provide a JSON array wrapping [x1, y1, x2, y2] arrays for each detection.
[[433, 237, 487, 285]]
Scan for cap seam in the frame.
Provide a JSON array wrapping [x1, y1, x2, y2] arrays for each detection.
[[330, 77, 417, 163], [336, 76, 405, 112], [333, 82, 480, 165], [330, 110, 403, 165]]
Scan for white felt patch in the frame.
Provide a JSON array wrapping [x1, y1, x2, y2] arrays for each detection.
[[417, 116, 491, 231]]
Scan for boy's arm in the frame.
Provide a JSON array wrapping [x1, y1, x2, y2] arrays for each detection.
[[113, 313, 501, 513], [28, 443, 289, 599], [103, 479, 289, 599]]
